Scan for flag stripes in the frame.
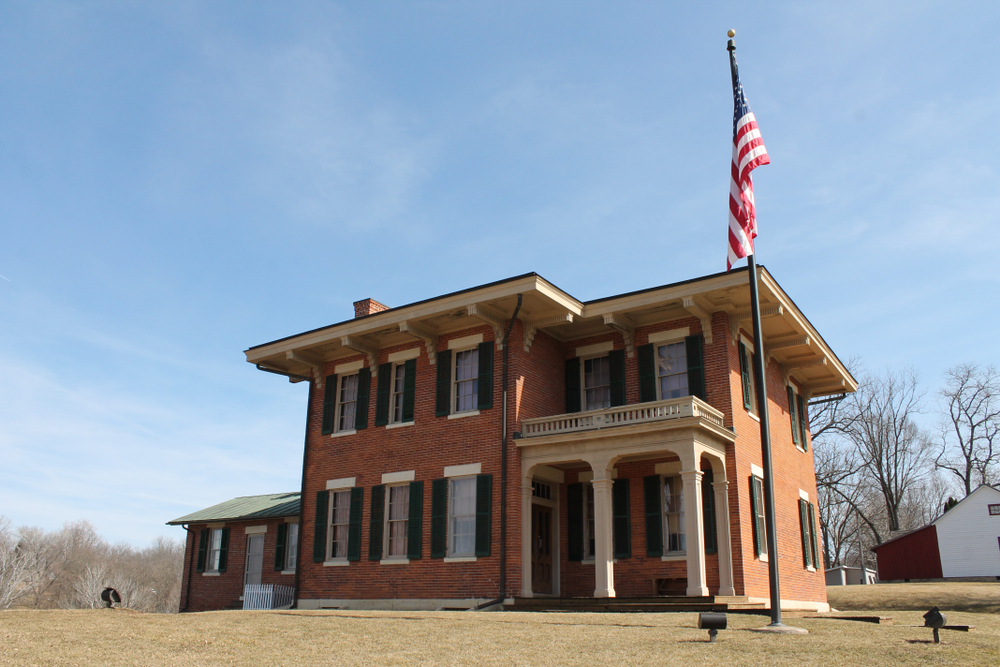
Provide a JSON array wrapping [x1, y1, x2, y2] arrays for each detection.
[[727, 59, 769, 271]]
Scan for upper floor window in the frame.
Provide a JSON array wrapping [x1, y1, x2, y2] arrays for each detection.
[[637, 333, 704, 404], [321, 366, 371, 435], [391, 363, 407, 423], [337, 374, 359, 432], [989, 504, 1000, 516], [584, 356, 611, 411], [376, 358, 415, 426], [657, 342, 688, 399], [436, 340, 494, 417], [454, 348, 479, 413], [739, 339, 758, 415]]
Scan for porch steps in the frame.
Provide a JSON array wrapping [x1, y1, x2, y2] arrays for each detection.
[[505, 596, 767, 613]]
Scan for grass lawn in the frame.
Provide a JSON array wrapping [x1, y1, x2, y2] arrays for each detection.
[[2, 584, 998, 667]]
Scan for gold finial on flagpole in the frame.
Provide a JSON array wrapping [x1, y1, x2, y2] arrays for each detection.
[[727, 29, 736, 38]]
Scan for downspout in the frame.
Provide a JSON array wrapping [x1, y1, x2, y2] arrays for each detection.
[[180, 524, 195, 613], [254, 362, 315, 609], [477, 294, 522, 610]]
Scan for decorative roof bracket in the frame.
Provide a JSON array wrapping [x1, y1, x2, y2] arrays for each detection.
[[728, 304, 784, 340], [603, 313, 635, 358], [681, 296, 714, 345], [340, 335, 380, 371], [286, 350, 325, 387], [467, 304, 508, 350], [399, 321, 438, 364], [523, 313, 574, 352]]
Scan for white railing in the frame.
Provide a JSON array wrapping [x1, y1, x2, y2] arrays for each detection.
[[243, 584, 295, 610], [520, 396, 725, 438]]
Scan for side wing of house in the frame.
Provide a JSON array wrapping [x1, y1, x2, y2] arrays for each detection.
[[935, 485, 1000, 578]]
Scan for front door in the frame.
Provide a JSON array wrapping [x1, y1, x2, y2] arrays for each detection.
[[244, 535, 264, 587], [532, 504, 553, 594]]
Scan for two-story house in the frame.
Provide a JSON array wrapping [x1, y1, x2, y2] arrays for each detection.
[[177, 267, 855, 612]]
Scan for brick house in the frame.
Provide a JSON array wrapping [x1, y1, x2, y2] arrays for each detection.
[[227, 267, 854, 612], [168, 493, 300, 612]]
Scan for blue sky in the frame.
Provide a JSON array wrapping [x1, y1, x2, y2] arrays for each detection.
[[1, 1, 997, 546]]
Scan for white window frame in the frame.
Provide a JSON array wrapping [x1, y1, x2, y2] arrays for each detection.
[[655, 340, 689, 401], [452, 347, 480, 414], [752, 473, 768, 561], [327, 490, 352, 561], [789, 384, 806, 452], [389, 362, 408, 424], [206, 528, 224, 573], [662, 475, 686, 555], [335, 372, 360, 433], [447, 476, 477, 558], [383, 484, 409, 559], [741, 336, 758, 417], [581, 354, 612, 412], [799, 490, 817, 572]]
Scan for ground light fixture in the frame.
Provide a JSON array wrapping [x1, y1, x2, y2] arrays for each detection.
[[698, 612, 727, 642], [923, 607, 947, 644]]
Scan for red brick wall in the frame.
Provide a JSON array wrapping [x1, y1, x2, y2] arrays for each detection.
[[178, 518, 297, 612]]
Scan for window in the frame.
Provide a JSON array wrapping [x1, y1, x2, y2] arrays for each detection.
[[532, 481, 552, 500], [390, 364, 407, 423], [663, 476, 685, 553], [449, 478, 476, 556], [583, 356, 611, 411], [657, 342, 689, 399], [337, 374, 359, 432], [740, 340, 757, 414], [989, 504, 1000, 516], [584, 483, 596, 558], [385, 485, 409, 558], [750, 475, 768, 559], [284, 523, 299, 570], [328, 490, 351, 560], [207, 528, 224, 572], [799, 498, 818, 569], [454, 348, 479, 412]]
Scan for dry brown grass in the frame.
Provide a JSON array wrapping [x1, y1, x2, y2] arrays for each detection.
[[827, 581, 1000, 613], [2, 603, 998, 667]]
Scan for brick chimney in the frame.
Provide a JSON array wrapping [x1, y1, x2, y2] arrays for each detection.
[[354, 298, 390, 318]]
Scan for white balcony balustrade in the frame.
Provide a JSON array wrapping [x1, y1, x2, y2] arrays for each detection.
[[520, 396, 725, 438]]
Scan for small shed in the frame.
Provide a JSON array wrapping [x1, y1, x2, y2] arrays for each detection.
[[825, 565, 877, 586]]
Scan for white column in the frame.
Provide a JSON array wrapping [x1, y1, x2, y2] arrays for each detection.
[[713, 480, 735, 596], [591, 476, 616, 598], [520, 477, 534, 597], [681, 469, 709, 597]]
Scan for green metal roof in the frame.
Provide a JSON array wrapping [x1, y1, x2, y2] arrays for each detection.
[[166, 492, 300, 525]]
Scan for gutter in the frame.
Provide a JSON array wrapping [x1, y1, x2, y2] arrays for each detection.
[[180, 524, 195, 613]]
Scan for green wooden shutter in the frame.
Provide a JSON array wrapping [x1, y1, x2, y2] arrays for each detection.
[[799, 499, 812, 568], [477, 341, 494, 410], [275, 523, 287, 571], [354, 368, 371, 430], [430, 479, 448, 558], [612, 478, 631, 559], [475, 474, 492, 557], [809, 502, 820, 568], [750, 476, 763, 558], [798, 395, 809, 451], [402, 358, 417, 422], [313, 490, 329, 562], [702, 468, 717, 554], [218, 528, 230, 573], [407, 481, 423, 560], [567, 483, 584, 561], [637, 343, 657, 402], [196, 529, 208, 572], [788, 387, 800, 445], [643, 475, 663, 557], [609, 349, 626, 407], [321, 374, 338, 435], [436, 350, 452, 417], [368, 485, 385, 561], [348, 487, 364, 562], [685, 335, 705, 401], [375, 363, 391, 426], [565, 357, 581, 413], [740, 344, 753, 410]]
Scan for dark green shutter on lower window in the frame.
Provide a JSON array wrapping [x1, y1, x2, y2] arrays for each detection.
[[612, 478, 631, 559], [354, 368, 371, 430], [348, 487, 363, 562], [407, 481, 423, 560], [321, 374, 338, 435], [477, 341, 494, 410], [798, 395, 809, 451], [567, 483, 584, 562], [609, 349, 626, 407], [702, 469, 717, 554], [788, 387, 800, 445], [375, 364, 391, 426], [435, 350, 452, 417], [809, 502, 820, 567], [637, 344, 657, 403], [475, 474, 492, 557], [218, 528, 230, 573], [685, 335, 705, 401], [275, 523, 288, 570], [402, 359, 416, 422], [313, 490, 329, 562], [430, 479, 448, 558], [643, 475, 663, 557], [750, 477, 764, 558], [369, 485, 385, 561], [740, 344, 753, 411], [799, 499, 812, 568], [196, 529, 208, 572], [565, 357, 581, 413]]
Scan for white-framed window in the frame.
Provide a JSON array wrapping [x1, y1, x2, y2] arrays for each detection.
[[336, 373, 359, 432], [751, 475, 768, 559], [583, 355, 611, 411], [740, 339, 757, 415], [662, 476, 685, 553], [390, 363, 407, 423], [454, 348, 479, 413], [449, 477, 477, 556], [989, 504, 1000, 516], [656, 341, 689, 399], [207, 528, 224, 572], [384, 485, 409, 558], [328, 490, 351, 560], [283, 523, 299, 570]]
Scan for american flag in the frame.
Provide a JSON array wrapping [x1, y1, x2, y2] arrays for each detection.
[[727, 56, 769, 271]]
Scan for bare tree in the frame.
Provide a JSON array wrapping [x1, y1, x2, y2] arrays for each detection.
[[935, 363, 1000, 496], [0, 517, 32, 609]]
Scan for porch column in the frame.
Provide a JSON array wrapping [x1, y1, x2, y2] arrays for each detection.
[[520, 477, 534, 597], [591, 475, 616, 598], [681, 469, 709, 597], [713, 480, 735, 596]]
